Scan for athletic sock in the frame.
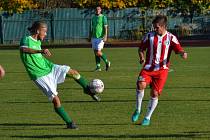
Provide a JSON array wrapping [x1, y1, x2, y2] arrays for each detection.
[[54, 106, 72, 124], [136, 89, 144, 113], [95, 54, 101, 68], [74, 76, 89, 94], [101, 53, 108, 64], [145, 97, 158, 120]]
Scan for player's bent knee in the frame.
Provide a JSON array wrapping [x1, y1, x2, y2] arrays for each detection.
[[151, 90, 159, 98], [95, 51, 102, 57], [137, 81, 146, 90], [52, 96, 61, 108], [67, 69, 81, 80], [67, 69, 79, 78]]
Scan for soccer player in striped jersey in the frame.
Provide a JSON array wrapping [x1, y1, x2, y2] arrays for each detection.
[[131, 15, 187, 126], [90, 6, 111, 71], [20, 21, 100, 129]]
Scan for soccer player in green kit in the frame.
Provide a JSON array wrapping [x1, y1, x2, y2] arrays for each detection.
[[91, 5, 111, 71], [20, 21, 100, 129]]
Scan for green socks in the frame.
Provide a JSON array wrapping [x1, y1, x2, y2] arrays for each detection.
[[101, 53, 108, 64], [95, 53, 108, 68], [95, 54, 101, 68], [74, 76, 89, 94], [54, 106, 72, 124]]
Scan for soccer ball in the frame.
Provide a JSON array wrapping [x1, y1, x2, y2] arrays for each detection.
[[89, 79, 104, 94]]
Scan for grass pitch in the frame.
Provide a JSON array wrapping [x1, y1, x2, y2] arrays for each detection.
[[0, 47, 210, 140]]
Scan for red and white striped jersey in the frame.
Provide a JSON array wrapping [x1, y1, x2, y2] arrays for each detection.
[[140, 31, 184, 71]]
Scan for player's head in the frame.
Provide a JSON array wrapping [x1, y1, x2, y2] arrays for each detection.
[[152, 15, 167, 35], [95, 5, 102, 15], [28, 21, 47, 40]]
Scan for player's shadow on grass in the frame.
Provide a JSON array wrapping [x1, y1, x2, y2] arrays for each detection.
[[5, 98, 210, 105], [4, 99, 210, 104], [4, 123, 210, 139], [183, 131, 210, 134], [0, 123, 63, 126], [0, 123, 64, 130], [11, 133, 205, 139]]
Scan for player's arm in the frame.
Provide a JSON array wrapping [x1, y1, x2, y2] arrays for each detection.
[[171, 35, 187, 60], [103, 16, 108, 42], [0, 65, 5, 79], [138, 47, 145, 64], [20, 47, 51, 57], [178, 51, 187, 59], [103, 25, 108, 42]]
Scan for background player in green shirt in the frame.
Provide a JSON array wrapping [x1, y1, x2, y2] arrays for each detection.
[[20, 21, 100, 129], [90, 6, 111, 71]]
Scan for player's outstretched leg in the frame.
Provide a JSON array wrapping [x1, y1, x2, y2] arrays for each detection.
[[53, 96, 78, 129], [67, 69, 101, 102]]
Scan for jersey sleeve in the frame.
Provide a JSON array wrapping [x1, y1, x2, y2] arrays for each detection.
[[171, 35, 184, 54], [20, 36, 29, 48], [103, 15, 108, 26], [139, 33, 150, 51]]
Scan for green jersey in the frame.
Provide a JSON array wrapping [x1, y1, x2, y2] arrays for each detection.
[[20, 36, 54, 80], [91, 14, 108, 38]]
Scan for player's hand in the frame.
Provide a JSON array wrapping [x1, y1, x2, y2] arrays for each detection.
[[181, 52, 187, 59], [42, 49, 51, 57], [0, 65, 5, 79], [103, 36, 107, 42], [139, 58, 145, 64]]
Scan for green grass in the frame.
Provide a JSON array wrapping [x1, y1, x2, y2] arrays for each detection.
[[0, 47, 210, 140]]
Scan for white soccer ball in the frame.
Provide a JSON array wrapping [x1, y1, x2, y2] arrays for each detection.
[[89, 79, 104, 94]]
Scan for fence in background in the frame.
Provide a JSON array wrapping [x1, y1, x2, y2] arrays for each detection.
[[0, 8, 210, 44]]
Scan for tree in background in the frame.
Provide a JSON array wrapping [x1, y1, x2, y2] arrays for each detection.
[[1, 0, 209, 15], [0, 0, 39, 14], [170, 0, 210, 23]]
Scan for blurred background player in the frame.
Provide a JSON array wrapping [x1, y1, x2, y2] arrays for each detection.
[[0, 65, 5, 79], [20, 21, 100, 129], [90, 5, 111, 71], [131, 15, 187, 126]]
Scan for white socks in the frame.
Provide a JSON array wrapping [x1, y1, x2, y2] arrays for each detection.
[[145, 97, 158, 120], [136, 89, 144, 113]]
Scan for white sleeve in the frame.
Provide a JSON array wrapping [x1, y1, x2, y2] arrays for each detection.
[[20, 45, 28, 48]]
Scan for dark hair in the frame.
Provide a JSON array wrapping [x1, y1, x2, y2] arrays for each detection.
[[28, 21, 47, 34], [152, 15, 167, 26]]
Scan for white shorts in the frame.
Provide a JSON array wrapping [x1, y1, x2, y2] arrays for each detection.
[[33, 64, 70, 101], [91, 38, 104, 51]]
